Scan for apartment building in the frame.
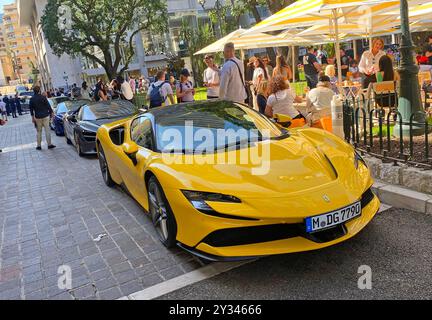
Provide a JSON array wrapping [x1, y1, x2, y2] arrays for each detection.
[[1, 3, 36, 85]]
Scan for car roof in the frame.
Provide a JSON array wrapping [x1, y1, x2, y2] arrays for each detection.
[[147, 100, 243, 122]]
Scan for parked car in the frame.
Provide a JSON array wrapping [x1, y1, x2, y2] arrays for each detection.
[[52, 99, 89, 136], [18, 91, 34, 113], [95, 99, 380, 261], [64, 100, 136, 156], [48, 96, 71, 112]]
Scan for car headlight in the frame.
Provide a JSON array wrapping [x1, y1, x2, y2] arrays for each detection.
[[354, 150, 367, 169], [182, 190, 241, 211]]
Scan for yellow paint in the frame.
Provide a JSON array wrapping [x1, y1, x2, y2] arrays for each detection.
[[96, 110, 380, 259]]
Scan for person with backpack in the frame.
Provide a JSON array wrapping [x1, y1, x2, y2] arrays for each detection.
[[219, 42, 248, 103], [93, 79, 108, 101], [147, 70, 175, 108], [176, 69, 195, 103]]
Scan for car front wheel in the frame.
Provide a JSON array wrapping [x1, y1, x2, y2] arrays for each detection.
[[147, 176, 177, 248], [97, 143, 115, 187]]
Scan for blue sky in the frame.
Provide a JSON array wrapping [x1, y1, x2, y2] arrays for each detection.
[[0, 0, 14, 13]]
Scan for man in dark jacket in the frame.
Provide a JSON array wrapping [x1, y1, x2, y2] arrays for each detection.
[[3, 95, 10, 116], [29, 86, 56, 150], [15, 95, 22, 115], [9, 95, 17, 118]]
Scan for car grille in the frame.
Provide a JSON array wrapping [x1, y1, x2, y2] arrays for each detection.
[[200, 188, 376, 247]]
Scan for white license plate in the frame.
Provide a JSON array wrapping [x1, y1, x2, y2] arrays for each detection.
[[305, 201, 361, 233]]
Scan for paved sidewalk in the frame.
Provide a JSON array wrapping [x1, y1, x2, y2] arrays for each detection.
[[0, 114, 203, 300]]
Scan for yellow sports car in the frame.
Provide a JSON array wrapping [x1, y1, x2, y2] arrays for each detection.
[[96, 100, 380, 261]]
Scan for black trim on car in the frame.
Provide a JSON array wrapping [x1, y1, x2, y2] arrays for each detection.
[[361, 187, 375, 209], [176, 242, 261, 262]]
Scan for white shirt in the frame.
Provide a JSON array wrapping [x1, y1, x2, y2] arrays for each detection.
[[176, 81, 194, 102], [0, 100, 5, 112], [203, 67, 220, 97], [306, 86, 334, 123], [267, 89, 299, 119], [148, 81, 173, 105], [359, 50, 386, 75], [219, 57, 248, 103], [253, 67, 265, 87], [121, 81, 134, 100]]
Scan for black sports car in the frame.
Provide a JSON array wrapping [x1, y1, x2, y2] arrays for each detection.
[[52, 100, 90, 136], [63, 100, 137, 156]]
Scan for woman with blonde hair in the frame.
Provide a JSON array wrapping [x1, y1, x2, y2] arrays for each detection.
[[359, 38, 386, 88], [272, 55, 293, 82], [256, 80, 269, 114], [324, 64, 339, 93], [265, 75, 304, 125]]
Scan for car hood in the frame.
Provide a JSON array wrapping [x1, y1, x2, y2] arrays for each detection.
[[149, 129, 365, 199]]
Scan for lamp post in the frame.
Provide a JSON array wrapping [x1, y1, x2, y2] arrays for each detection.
[[394, 0, 424, 137]]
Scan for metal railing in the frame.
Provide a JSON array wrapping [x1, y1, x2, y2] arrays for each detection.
[[343, 90, 432, 168]]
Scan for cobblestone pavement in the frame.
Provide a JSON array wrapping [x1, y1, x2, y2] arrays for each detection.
[[0, 114, 204, 300]]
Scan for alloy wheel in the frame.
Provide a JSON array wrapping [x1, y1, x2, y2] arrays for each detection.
[[148, 182, 169, 242]]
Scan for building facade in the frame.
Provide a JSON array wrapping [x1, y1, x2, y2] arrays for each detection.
[[1, 3, 36, 85], [18, 0, 83, 91]]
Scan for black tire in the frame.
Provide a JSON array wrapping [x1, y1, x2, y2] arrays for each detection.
[[147, 176, 177, 248], [97, 142, 115, 187], [74, 132, 84, 157]]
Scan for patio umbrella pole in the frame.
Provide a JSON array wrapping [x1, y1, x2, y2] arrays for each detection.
[[333, 9, 343, 85], [292, 45, 296, 83]]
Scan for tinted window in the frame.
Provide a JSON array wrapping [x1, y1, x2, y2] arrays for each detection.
[[56, 103, 69, 114], [19, 91, 33, 96], [131, 117, 153, 150], [154, 101, 283, 152], [81, 101, 136, 121]]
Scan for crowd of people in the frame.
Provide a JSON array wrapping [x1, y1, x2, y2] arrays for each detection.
[[0, 93, 23, 122]]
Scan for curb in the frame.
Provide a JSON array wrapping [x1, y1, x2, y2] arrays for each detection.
[[373, 180, 432, 215]]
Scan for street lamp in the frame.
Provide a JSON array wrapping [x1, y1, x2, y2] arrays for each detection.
[[394, 0, 424, 137]]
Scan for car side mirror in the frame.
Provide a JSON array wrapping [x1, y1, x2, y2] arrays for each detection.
[[122, 142, 139, 165], [67, 115, 77, 122]]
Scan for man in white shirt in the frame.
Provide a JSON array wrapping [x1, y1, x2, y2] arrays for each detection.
[[219, 42, 248, 103], [359, 38, 386, 89], [117, 76, 134, 101], [203, 54, 220, 99], [147, 70, 175, 108]]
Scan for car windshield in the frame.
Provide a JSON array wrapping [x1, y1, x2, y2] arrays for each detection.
[[81, 101, 136, 121], [56, 102, 69, 114], [19, 91, 33, 96], [154, 100, 284, 153]]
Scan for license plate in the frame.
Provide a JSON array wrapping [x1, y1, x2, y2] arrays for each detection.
[[305, 201, 361, 233]]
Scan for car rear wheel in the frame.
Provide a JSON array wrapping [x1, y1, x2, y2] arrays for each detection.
[[147, 176, 177, 248], [74, 132, 84, 157], [97, 143, 115, 187]]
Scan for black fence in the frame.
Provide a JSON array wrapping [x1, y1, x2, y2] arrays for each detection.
[[343, 90, 432, 168]]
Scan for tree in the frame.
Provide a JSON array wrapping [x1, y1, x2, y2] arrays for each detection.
[[41, 0, 167, 80], [180, 20, 216, 86]]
